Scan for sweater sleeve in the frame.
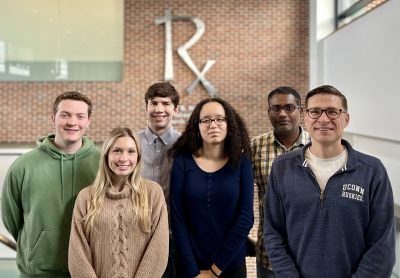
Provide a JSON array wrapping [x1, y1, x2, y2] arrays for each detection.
[[352, 164, 395, 278], [263, 164, 300, 277], [135, 184, 169, 278], [1, 167, 23, 242], [213, 156, 254, 270], [68, 189, 98, 278], [170, 155, 200, 277]]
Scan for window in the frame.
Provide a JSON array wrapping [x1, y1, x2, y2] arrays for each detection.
[[336, 0, 389, 28], [0, 0, 123, 81]]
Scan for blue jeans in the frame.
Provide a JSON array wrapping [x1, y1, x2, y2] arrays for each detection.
[[162, 237, 177, 278], [256, 261, 275, 278]]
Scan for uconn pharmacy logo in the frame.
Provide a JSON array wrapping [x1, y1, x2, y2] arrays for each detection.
[[341, 184, 365, 202]]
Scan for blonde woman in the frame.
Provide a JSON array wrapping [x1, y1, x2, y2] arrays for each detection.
[[68, 127, 169, 278]]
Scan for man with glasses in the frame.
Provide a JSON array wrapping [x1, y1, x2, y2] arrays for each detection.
[[263, 85, 395, 277], [251, 86, 310, 278]]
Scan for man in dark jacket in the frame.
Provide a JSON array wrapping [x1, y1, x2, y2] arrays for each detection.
[[264, 85, 395, 278]]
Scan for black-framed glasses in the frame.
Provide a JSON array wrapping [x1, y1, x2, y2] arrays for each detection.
[[269, 104, 300, 113], [199, 117, 227, 127], [306, 108, 346, 120]]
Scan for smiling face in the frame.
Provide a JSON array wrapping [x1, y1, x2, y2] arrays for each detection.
[[268, 93, 301, 136], [52, 99, 91, 153], [145, 96, 178, 136], [198, 101, 228, 145], [107, 136, 138, 179], [305, 94, 349, 150]]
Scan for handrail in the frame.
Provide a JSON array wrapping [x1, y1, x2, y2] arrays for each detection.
[[0, 233, 16, 251]]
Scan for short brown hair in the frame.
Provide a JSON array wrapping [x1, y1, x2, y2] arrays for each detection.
[[53, 91, 93, 117], [305, 85, 348, 111], [144, 82, 180, 108]]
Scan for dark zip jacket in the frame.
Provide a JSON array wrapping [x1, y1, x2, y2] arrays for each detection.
[[264, 140, 395, 278]]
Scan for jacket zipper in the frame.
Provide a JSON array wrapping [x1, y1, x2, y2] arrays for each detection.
[[306, 166, 352, 211], [319, 190, 325, 210], [304, 167, 324, 210]]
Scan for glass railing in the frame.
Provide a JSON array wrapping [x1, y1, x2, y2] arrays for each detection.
[[0, 233, 17, 277], [0, 233, 16, 251]]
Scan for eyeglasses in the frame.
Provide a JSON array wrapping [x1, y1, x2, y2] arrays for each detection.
[[306, 108, 346, 120], [199, 117, 227, 127], [269, 104, 299, 113]]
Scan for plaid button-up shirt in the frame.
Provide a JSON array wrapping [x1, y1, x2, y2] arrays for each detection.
[[251, 127, 310, 269]]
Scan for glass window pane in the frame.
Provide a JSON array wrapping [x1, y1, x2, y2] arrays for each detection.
[[0, 0, 123, 81], [337, 0, 389, 28], [337, 0, 362, 14]]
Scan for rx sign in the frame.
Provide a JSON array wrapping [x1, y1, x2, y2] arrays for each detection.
[[155, 8, 217, 97]]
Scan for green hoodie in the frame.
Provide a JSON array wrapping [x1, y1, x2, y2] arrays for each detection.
[[1, 135, 100, 277]]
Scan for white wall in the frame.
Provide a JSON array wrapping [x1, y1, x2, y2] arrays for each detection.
[[310, 0, 400, 205], [343, 133, 400, 205]]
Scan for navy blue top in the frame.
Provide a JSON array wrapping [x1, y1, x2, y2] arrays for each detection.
[[170, 153, 254, 277]]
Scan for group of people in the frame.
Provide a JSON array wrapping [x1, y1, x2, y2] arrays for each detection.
[[1, 82, 395, 278]]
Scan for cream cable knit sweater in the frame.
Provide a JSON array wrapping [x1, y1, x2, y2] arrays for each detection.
[[68, 180, 169, 278]]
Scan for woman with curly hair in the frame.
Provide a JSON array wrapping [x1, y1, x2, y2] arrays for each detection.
[[169, 98, 254, 278], [68, 127, 169, 278]]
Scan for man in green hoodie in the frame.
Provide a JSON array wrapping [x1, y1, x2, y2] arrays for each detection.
[[1, 91, 100, 277]]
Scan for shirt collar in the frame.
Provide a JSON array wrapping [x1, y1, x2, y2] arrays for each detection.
[[144, 126, 177, 146], [301, 139, 357, 171], [272, 127, 309, 150]]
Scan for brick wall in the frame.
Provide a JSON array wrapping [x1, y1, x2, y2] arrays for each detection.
[[0, 0, 309, 275], [0, 0, 308, 144]]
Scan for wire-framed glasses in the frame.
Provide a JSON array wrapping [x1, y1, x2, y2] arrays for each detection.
[[306, 108, 346, 119], [199, 117, 227, 127]]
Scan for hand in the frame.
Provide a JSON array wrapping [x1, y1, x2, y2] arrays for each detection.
[[195, 270, 214, 278], [210, 264, 222, 277]]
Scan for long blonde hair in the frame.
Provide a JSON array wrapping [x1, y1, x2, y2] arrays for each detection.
[[83, 127, 150, 235]]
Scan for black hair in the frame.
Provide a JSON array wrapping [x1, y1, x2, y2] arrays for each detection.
[[168, 98, 250, 169], [267, 86, 301, 106]]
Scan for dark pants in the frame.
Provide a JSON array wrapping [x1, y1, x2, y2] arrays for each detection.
[[256, 261, 275, 278], [162, 237, 177, 278]]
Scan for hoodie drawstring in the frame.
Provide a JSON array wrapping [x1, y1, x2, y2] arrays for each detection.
[[72, 154, 76, 201], [60, 154, 77, 203], [60, 155, 65, 203]]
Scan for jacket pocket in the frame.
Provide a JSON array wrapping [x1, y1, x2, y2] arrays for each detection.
[[28, 229, 69, 272]]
